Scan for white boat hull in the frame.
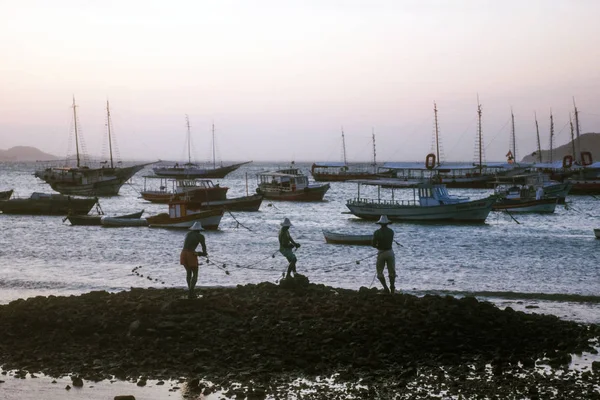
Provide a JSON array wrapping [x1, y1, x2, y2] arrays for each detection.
[[346, 196, 495, 222]]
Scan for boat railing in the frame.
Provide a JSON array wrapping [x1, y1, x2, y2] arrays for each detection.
[[348, 198, 418, 206]]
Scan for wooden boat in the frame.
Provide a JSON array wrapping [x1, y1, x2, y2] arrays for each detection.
[[146, 205, 224, 229], [311, 130, 378, 182], [594, 229, 600, 239], [140, 176, 229, 203], [345, 179, 495, 223], [183, 194, 264, 212], [256, 167, 330, 201], [0, 189, 13, 200], [101, 217, 148, 227], [323, 230, 373, 246], [152, 118, 251, 179], [34, 99, 152, 196], [67, 210, 145, 226], [0, 192, 97, 215], [492, 183, 559, 213]]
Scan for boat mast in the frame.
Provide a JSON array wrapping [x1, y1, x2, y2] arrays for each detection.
[[434, 102, 440, 167], [476, 97, 483, 173], [549, 110, 554, 164], [106, 100, 114, 168], [72, 96, 81, 168], [185, 115, 191, 165], [510, 108, 516, 163], [341, 127, 347, 165], [212, 122, 216, 169], [573, 98, 582, 164], [372, 129, 377, 173], [535, 112, 542, 163], [569, 113, 576, 159]]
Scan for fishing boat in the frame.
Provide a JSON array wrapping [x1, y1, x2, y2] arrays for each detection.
[[0, 192, 97, 215], [311, 129, 378, 182], [256, 166, 330, 201], [67, 210, 145, 226], [322, 230, 373, 246], [0, 189, 13, 200], [153, 118, 251, 179], [345, 178, 496, 223], [34, 98, 152, 196], [492, 184, 558, 213], [182, 193, 264, 212], [146, 204, 224, 229], [595, 229, 600, 239], [140, 176, 229, 203]]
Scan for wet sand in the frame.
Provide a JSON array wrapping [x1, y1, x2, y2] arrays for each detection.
[[1, 276, 599, 399]]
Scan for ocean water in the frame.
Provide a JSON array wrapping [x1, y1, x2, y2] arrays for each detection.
[[1, 161, 599, 325]]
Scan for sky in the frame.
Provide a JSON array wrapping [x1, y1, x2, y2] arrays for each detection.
[[1, 0, 600, 163]]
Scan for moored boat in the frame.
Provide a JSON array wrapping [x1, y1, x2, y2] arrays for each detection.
[[153, 118, 250, 179], [34, 98, 152, 196], [492, 182, 559, 213], [140, 176, 229, 203], [256, 167, 330, 201], [101, 217, 148, 227], [322, 230, 373, 246], [67, 210, 145, 226], [0, 192, 97, 215], [345, 179, 495, 223], [0, 189, 13, 200], [146, 206, 224, 229]]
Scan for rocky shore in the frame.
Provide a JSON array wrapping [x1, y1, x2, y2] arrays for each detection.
[[1, 276, 599, 399]]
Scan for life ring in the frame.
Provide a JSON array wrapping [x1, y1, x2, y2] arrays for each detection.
[[425, 153, 436, 170], [562, 155, 573, 169], [581, 151, 593, 166]]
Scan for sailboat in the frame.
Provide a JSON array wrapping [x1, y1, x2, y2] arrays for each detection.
[[152, 119, 251, 179], [34, 98, 152, 197], [377, 101, 523, 188], [310, 128, 378, 182]]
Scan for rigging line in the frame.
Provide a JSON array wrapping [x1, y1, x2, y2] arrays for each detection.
[[226, 210, 253, 231], [484, 116, 511, 150], [503, 209, 520, 224], [126, 181, 142, 195]]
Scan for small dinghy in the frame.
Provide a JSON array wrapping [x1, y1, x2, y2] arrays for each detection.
[[323, 230, 373, 246]]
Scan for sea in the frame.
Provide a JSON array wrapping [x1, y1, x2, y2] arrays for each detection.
[[0, 160, 599, 399]]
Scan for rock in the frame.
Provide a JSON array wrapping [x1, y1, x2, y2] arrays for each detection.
[[71, 376, 84, 387]]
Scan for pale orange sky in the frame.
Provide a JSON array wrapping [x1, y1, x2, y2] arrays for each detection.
[[1, 0, 599, 163]]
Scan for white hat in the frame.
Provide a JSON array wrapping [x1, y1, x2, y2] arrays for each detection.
[[189, 221, 205, 231], [376, 215, 391, 225], [281, 217, 293, 227]]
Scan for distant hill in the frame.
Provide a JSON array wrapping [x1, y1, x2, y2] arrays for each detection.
[[520, 132, 600, 163], [0, 146, 59, 162]]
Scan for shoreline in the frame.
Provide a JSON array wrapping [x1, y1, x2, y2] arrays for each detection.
[[1, 278, 599, 399]]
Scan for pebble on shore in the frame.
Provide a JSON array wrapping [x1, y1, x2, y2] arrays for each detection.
[[0, 275, 599, 399]]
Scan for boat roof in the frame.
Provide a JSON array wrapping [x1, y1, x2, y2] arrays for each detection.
[[349, 179, 423, 188], [312, 162, 347, 168], [380, 162, 515, 171]]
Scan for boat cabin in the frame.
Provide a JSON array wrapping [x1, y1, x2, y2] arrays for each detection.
[[257, 168, 310, 192]]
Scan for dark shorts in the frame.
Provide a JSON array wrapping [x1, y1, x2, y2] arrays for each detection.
[[280, 248, 297, 263], [180, 249, 198, 271]]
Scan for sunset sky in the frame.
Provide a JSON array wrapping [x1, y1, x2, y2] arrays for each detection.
[[1, 0, 599, 163]]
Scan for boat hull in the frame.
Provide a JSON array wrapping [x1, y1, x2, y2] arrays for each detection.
[[146, 209, 224, 229], [141, 186, 229, 203], [312, 172, 378, 182], [567, 180, 600, 195], [0, 195, 97, 216], [36, 164, 149, 197], [153, 162, 251, 179], [322, 230, 373, 245], [67, 210, 144, 226], [346, 196, 495, 223], [492, 197, 558, 213], [0, 189, 13, 201], [258, 184, 330, 201], [101, 217, 148, 227], [185, 194, 264, 212], [595, 229, 600, 239]]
